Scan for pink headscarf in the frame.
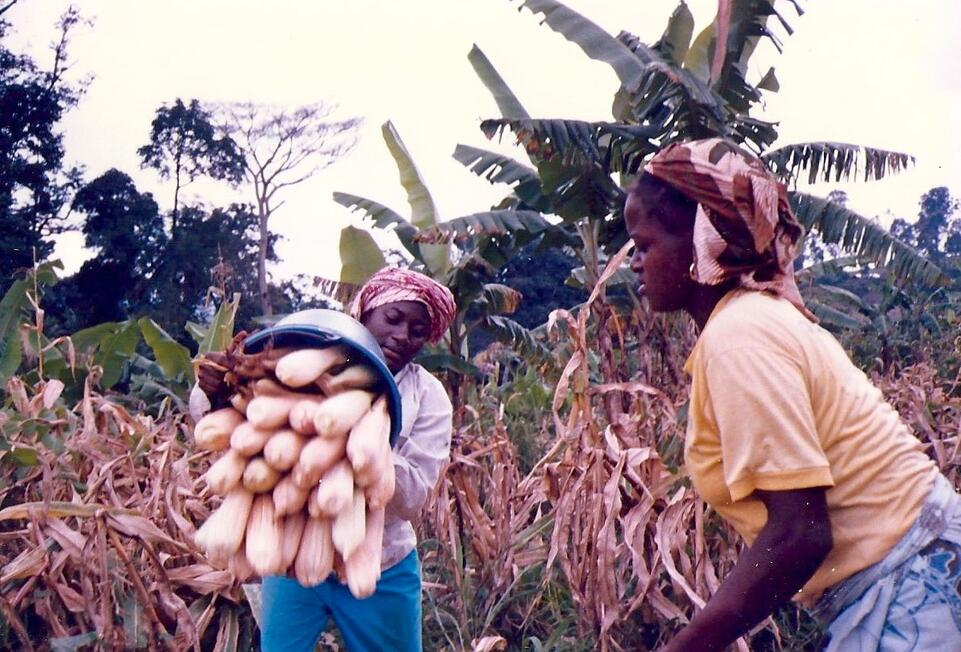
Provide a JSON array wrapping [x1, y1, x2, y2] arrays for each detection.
[[349, 267, 456, 343], [645, 138, 816, 323]]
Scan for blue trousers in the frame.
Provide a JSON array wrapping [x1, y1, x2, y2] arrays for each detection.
[[260, 550, 422, 652]]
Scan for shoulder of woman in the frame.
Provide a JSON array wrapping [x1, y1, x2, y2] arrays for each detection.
[[699, 291, 806, 357], [397, 363, 451, 403]]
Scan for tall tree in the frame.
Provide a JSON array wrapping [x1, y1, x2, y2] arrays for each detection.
[[218, 101, 361, 315], [0, 4, 86, 285], [66, 169, 164, 326], [137, 98, 245, 232]]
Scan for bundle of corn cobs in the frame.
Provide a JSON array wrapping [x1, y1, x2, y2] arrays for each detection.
[[191, 345, 395, 599]]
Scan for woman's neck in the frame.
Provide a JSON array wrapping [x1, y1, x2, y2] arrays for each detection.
[[687, 282, 737, 331]]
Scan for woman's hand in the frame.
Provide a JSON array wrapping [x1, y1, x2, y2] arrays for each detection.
[[660, 486, 832, 651], [196, 331, 248, 403]]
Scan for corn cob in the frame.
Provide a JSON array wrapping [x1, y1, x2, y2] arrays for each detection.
[[245, 494, 285, 576], [272, 473, 310, 516], [276, 347, 347, 388], [243, 457, 281, 493], [298, 434, 348, 480], [230, 421, 274, 456], [194, 487, 254, 566], [344, 505, 385, 599], [204, 447, 248, 495], [280, 511, 307, 572], [294, 516, 335, 587], [347, 398, 390, 486], [331, 487, 366, 559], [194, 407, 245, 451], [313, 390, 374, 439], [314, 459, 355, 517], [317, 364, 379, 394], [289, 399, 324, 435], [364, 450, 396, 511], [246, 395, 300, 430], [263, 429, 308, 471]]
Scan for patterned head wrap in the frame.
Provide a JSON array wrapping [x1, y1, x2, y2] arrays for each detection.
[[644, 138, 816, 322], [349, 267, 456, 343]]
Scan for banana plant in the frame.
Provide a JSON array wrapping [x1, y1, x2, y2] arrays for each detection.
[[471, 0, 943, 286], [333, 121, 566, 373]]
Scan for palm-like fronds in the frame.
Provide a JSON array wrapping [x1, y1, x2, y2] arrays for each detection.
[[467, 45, 530, 120], [791, 192, 947, 286], [765, 142, 915, 184], [415, 209, 558, 245], [332, 191, 419, 257], [483, 314, 552, 364]]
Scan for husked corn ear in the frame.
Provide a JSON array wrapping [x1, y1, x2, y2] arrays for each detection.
[[347, 398, 390, 485], [307, 484, 323, 519], [276, 347, 347, 388], [289, 399, 324, 435], [194, 407, 245, 451], [364, 451, 396, 511], [344, 505, 385, 599], [252, 377, 287, 396], [194, 487, 254, 565], [245, 494, 285, 576], [314, 459, 355, 517], [290, 462, 322, 491], [280, 511, 307, 571], [298, 435, 347, 480], [246, 395, 299, 430], [331, 487, 366, 559], [294, 516, 335, 587], [230, 421, 274, 456], [229, 392, 251, 415], [229, 548, 255, 583], [317, 364, 379, 394], [333, 551, 347, 584], [204, 447, 247, 495], [272, 474, 310, 516], [263, 429, 308, 471], [243, 457, 281, 493], [313, 390, 374, 439]]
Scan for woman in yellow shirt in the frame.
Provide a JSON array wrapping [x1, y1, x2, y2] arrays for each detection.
[[625, 138, 961, 651]]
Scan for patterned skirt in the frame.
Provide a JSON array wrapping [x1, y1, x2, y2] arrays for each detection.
[[814, 474, 961, 651]]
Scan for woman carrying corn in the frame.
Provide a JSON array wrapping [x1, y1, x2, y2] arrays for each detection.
[[198, 267, 456, 652], [624, 138, 961, 651]]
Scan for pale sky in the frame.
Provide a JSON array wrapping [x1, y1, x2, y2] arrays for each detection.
[[9, 0, 961, 283]]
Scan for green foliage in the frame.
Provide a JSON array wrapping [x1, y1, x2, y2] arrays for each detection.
[[0, 8, 85, 286]]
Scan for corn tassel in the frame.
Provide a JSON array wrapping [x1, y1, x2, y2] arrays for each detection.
[[344, 505, 385, 599], [204, 447, 247, 495], [194, 407, 245, 451], [245, 494, 285, 576], [331, 487, 366, 559], [294, 516, 335, 587], [242, 457, 281, 493], [276, 347, 347, 388]]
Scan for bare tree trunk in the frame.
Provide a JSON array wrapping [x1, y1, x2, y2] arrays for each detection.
[[257, 197, 271, 316]]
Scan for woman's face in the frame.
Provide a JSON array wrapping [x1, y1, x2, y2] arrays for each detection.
[[624, 191, 698, 313], [361, 300, 431, 373]]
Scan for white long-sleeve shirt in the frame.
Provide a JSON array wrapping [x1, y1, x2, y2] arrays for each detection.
[[381, 362, 453, 568]]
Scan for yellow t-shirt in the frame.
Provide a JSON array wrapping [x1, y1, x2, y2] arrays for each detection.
[[684, 289, 937, 605]]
